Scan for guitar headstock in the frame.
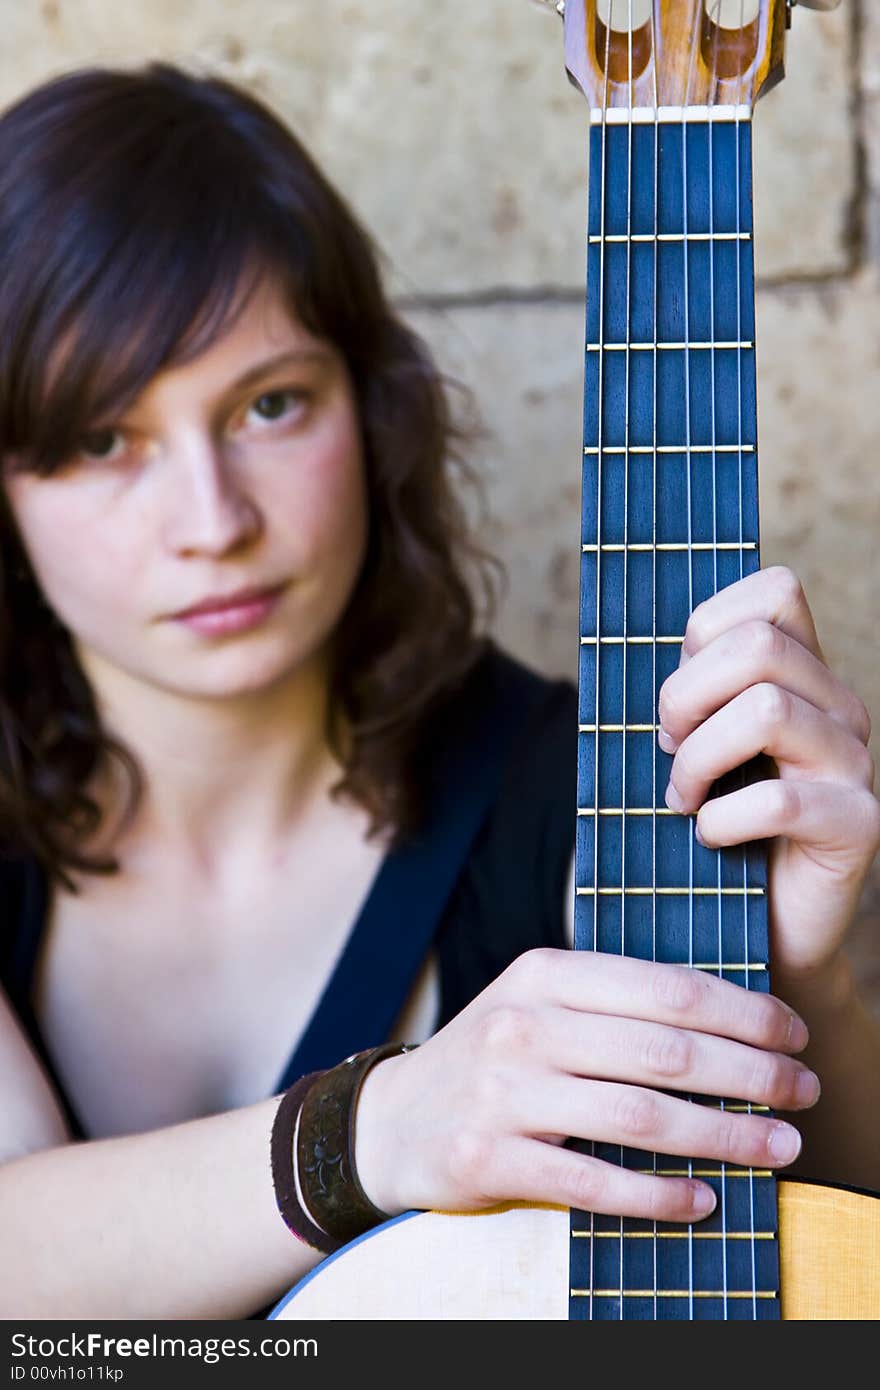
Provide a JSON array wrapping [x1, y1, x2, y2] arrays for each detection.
[[560, 1, 838, 115]]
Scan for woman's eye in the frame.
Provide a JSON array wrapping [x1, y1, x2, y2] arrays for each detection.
[[76, 429, 126, 463], [69, 388, 309, 466], [246, 389, 308, 426]]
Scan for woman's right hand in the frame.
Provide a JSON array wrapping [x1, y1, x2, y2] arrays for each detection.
[[354, 947, 819, 1223]]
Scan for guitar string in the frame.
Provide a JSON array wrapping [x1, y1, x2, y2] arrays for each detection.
[[586, 0, 615, 1323], [734, 0, 761, 1317], [708, 0, 731, 1319], [682, 0, 706, 1323], [617, 0, 634, 1321], [649, 0, 661, 1324]]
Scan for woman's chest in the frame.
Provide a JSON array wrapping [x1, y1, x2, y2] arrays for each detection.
[[31, 835, 437, 1139]]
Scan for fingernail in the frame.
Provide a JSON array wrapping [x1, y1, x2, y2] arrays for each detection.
[[769, 1124, 802, 1165], [694, 821, 707, 847], [692, 1183, 717, 1216], [787, 1012, 809, 1052], [658, 727, 678, 753], [665, 782, 685, 813], [796, 1070, 821, 1107]]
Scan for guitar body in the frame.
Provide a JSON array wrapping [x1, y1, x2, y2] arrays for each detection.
[[271, 1180, 880, 1320]]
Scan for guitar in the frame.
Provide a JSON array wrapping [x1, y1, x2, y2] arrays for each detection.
[[270, 0, 880, 1319]]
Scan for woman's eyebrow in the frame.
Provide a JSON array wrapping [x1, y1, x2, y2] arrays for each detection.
[[108, 347, 335, 427], [228, 347, 334, 393]]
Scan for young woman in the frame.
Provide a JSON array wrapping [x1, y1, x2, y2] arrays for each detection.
[[0, 61, 878, 1321]]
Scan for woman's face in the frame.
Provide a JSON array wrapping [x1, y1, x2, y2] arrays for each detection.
[[2, 269, 368, 704]]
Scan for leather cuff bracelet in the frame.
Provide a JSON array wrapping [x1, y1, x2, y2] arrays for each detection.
[[270, 1068, 333, 1252], [297, 1042, 417, 1248], [270, 1043, 417, 1256]]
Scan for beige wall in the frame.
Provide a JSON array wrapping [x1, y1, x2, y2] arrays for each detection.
[[1, 1, 877, 1006]]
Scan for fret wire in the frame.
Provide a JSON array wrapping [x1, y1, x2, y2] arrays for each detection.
[[589, 104, 752, 124], [586, 341, 753, 351], [637, 1169, 772, 1178], [575, 887, 765, 896], [582, 543, 757, 552], [574, 1230, 775, 1240], [588, 232, 751, 243], [701, 1103, 770, 1113], [579, 723, 658, 732], [583, 444, 755, 453], [580, 635, 682, 644], [691, 963, 766, 973], [572, 1285, 773, 1297]]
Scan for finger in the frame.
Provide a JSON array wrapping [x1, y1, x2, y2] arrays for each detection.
[[679, 567, 824, 665], [531, 1076, 805, 1171], [658, 621, 871, 749], [529, 1009, 818, 1111], [665, 684, 875, 814], [694, 779, 880, 863], [503, 950, 809, 1054], [479, 1135, 718, 1223]]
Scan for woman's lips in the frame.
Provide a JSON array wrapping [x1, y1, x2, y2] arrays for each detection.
[[173, 584, 287, 636]]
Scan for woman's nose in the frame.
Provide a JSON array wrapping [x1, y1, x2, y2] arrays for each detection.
[[162, 441, 263, 557]]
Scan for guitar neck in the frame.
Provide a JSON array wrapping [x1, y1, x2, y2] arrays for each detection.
[[571, 105, 780, 1320]]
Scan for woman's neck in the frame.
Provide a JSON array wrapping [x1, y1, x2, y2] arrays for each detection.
[[72, 642, 345, 887]]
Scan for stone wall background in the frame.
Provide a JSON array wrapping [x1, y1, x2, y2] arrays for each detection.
[[1, 1, 877, 1011]]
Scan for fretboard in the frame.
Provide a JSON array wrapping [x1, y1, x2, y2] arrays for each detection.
[[569, 109, 780, 1321]]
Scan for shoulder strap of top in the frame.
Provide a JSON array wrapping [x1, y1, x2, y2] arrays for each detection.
[[0, 849, 48, 1010], [276, 645, 550, 1084]]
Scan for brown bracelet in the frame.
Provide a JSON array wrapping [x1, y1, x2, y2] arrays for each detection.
[[297, 1042, 417, 1247], [270, 1069, 339, 1254]]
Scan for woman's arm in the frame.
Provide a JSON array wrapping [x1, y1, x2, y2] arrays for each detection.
[[0, 994, 322, 1320], [768, 947, 880, 1191], [0, 1095, 324, 1320]]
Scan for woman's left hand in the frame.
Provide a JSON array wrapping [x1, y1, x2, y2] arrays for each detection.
[[657, 566, 880, 984]]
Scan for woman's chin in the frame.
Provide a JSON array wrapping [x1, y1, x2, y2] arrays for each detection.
[[155, 642, 328, 704]]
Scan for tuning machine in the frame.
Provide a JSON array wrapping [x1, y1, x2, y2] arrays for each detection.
[[789, 0, 842, 10]]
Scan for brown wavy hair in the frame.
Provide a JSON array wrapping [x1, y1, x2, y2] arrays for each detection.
[[0, 61, 500, 892]]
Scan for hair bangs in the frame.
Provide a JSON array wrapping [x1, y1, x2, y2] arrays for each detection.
[[0, 66, 330, 479], [6, 232, 281, 479]]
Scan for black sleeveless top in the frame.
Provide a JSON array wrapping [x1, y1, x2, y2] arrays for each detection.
[[0, 643, 578, 1144]]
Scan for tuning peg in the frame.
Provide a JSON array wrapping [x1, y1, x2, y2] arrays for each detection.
[[790, 0, 842, 10], [533, 0, 565, 16]]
